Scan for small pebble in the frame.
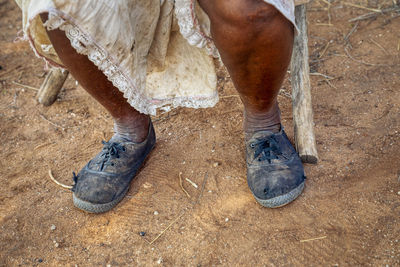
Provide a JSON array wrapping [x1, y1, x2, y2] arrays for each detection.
[[397, 191, 400, 196], [106, 264, 111, 267], [54, 242, 59, 248], [154, 211, 159, 215], [50, 224, 56, 231], [38, 259, 43, 263], [225, 218, 229, 222], [213, 162, 219, 167], [139, 231, 146, 236]]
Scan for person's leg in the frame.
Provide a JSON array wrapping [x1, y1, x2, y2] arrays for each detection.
[[198, 0, 305, 207], [39, 14, 156, 213], [39, 14, 149, 142], [198, 0, 293, 135]]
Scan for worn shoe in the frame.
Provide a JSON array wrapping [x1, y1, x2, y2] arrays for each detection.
[[72, 122, 156, 213], [246, 128, 306, 208]]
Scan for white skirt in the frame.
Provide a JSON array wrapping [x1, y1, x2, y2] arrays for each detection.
[[15, 0, 296, 115]]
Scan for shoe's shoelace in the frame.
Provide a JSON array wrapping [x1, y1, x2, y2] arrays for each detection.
[[250, 135, 282, 163], [96, 141, 126, 171], [71, 141, 126, 188]]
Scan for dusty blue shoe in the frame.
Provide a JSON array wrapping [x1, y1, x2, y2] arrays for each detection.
[[246, 128, 306, 208], [72, 122, 156, 213]]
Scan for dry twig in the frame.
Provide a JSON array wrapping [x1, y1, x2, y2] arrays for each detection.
[[344, 22, 359, 45], [370, 38, 389, 54], [34, 142, 54, 150], [319, 42, 331, 58], [344, 47, 381, 66], [185, 177, 198, 189], [149, 212, 186, 245], [300, 236, 327, 243], [12, 81, 39, 92], [193, 173, 208, 206], [145, 173, 209, 245], [343, 2, 382, 13], [39, 113, 65, 129], [310, 72, 334, 80], [349, 6, 400, 22], [48, 170, 73, 189], [179, 172, 191, 198]]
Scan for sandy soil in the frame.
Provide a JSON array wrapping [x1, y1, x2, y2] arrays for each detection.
[[1, 0, 399, 266]]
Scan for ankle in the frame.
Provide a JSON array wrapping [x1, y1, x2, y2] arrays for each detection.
[[244, 105, 281, 137], [113, 115, 150, 142]]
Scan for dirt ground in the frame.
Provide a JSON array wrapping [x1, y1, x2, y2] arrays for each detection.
[[1, 0, 399, 266]]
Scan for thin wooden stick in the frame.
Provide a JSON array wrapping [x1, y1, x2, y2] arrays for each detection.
[[344, 22, 359, 44], [34, 142, 54, 150], [144, 173, 209, 246], [348, 6, 399, 22], [38, 112, 79, 130], [12, 81, 39, 91], [344, 47, 381, 66], [369, 38, 389, 54], [343, 2, 382, 13], [319, 42, 330, 58], [300, 236, 327, 243], [179, 172, 190, 198], [39, 113, 65, 129], [310, 72, 334, 80], [193, 173, 208, 206], [185, 178, 198, 189], [149, 211, 186, 245], [48, 170, 73, 189]]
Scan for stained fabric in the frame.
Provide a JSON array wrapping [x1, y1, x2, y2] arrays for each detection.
[[15, 0, 296, 115]]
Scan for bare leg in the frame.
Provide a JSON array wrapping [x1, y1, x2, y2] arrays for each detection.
[[39, 14, 149, 142], [38, 14, 157, 213], [198, 0, 294, 135], [198, 1, 305, 208]]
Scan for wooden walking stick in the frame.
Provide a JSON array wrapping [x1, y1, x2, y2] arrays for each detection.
[[291, 2, 319, 164], [37, 68, 69, 106]]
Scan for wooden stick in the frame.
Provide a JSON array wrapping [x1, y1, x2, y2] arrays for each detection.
[[290, 4, 318, 164], [149, 211, 185, 245], [179, 172, 191, 198], [37, 68, 69, 106], [300, 235, 327, 243], [48, 170, 73, 189], [12, 81, 39, 92]]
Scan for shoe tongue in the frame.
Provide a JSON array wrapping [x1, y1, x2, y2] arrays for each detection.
[[110, 134, 131, 143], [246, 130, 275, 142]]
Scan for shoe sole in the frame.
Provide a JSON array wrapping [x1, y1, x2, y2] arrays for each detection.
[[253, 181, 305, 208], [73, 186, 129, 213]]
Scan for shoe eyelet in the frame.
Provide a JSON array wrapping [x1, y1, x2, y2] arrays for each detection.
[[250, 143, 255, 148]]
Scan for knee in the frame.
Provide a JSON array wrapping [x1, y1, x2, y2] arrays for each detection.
[[203, 0, 281, 29], [200, 0, 293, 45]]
